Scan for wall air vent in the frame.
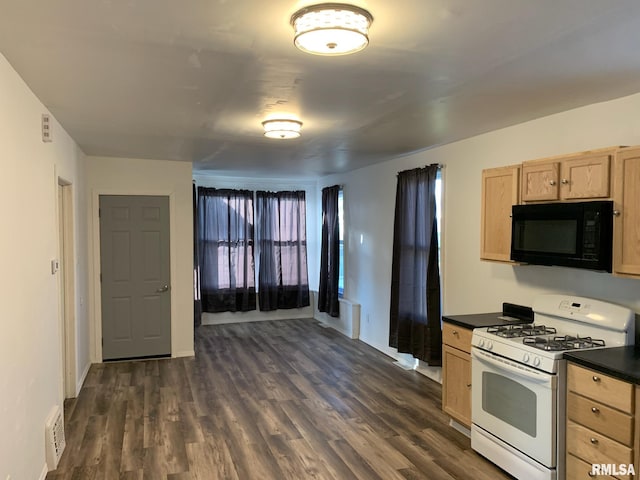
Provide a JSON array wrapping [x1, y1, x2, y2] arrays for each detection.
[[42, 113, 52, 142], [45, 405, 66, 470]]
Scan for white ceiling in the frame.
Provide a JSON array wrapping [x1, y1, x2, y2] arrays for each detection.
[[2, 1, 640, 177]]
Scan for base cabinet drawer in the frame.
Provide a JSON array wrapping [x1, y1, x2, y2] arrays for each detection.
[[567, 363, 634, 414], [566, 453, 620, 480], [567, 392, 634, 446], [442, 323, 472, 353], [567, 421, 633, 466]]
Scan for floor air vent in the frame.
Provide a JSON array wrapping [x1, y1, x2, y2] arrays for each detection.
[[45, 406, 66, 470]]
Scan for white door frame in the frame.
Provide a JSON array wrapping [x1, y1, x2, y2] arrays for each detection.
[[57, 178, 76, 399], [90, 188, 177, 362]]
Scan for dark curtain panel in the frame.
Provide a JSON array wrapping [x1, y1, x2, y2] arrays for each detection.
[[389, 165, 442, 365], [256, 190, 311, 311], [318, 185, 340, 317], [197, 187, 256, 313], [193, 183, 202, 326]]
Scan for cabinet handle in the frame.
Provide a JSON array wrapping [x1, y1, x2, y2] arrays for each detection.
[[549, 180, 557, 186], [466, 384, 472, 388], [613, 210, 621, 216], [592, 375, 600, 382], [591, 407, 600, 414], [452, 330, 458, 336], [590, 437, 599, 444], [561, 179, 569, 185]]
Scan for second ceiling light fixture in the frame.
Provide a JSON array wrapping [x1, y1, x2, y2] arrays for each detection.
[[264, 3, 374, 139]]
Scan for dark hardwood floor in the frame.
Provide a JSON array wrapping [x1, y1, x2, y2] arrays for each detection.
[[46, 319, 513, 480]]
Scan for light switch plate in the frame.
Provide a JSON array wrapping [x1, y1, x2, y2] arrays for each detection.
[[51, 259, 59, 274]]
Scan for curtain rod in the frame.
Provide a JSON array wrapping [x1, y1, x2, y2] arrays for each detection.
[[396, 163, 443, 176]]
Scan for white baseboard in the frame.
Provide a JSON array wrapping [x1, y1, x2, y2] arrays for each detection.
[[449, 418, 471, 438], [172, 350, 195, 358], [39, 463, 48, 480], [312, 292, 361, 339], [76, 362, 91, 396], [201, 305, 313, 325]]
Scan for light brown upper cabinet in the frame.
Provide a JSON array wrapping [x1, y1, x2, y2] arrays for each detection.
[[481, 165, 520, 262], [521, 161, 560, 201], [613, 146, 640, 277], [521, 149, 615, 202]]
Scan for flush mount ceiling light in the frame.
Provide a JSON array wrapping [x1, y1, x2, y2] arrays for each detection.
[[262, 119, 303, 139], [290, 3, 373, 56]]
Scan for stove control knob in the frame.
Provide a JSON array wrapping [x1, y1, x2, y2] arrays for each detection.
[[533, 357, 541, 367], [478, 339, 485, 348], [523, 353, 530, 363], [487, 341, 493, 350]]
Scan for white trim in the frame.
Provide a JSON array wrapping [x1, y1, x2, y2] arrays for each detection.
[[39, 463, 48, 480], [75, 362, 91, 396], [90, 189, 176, 363], [449, 418, 471, 438], [172, 350, 195, 358], [202, 304, 314, 325], [312, 292, 361, 339]]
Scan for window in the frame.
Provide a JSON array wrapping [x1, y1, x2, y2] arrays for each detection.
[[389, 165, 442, 364], [338, 188, 344, 297], [196, 187, 256, 313], [256, 190, 311, 311]]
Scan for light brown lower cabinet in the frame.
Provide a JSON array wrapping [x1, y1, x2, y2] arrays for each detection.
[[442, 322, 472, 427], [566, 362, 638, 480]]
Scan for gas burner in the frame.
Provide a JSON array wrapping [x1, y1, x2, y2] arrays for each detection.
[[486, 324, 556, 338], [554, 335, 606, 350], [521, 325, 557, 337], [523, 335, 606, 351]]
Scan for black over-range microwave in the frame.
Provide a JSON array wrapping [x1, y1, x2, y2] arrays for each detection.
[[510, 200, 614, 272]]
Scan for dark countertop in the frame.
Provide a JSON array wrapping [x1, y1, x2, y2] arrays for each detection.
[[443, 312, 533, 330], [564, 346, 640, 384]]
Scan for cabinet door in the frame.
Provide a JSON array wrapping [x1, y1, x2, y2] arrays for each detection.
[[521, 161, 560, 201], [614, 147, 640, 276], [481, 165, 519, 262], [560, 154, 611, 199], [442, 344, 471, 427]]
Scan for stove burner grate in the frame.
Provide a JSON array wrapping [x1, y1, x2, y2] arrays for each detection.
[[522, 335, 606, 351], [486, 323, 557, 338]]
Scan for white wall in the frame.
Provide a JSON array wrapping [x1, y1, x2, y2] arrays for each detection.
[[193, 174, 320, 324], [319, 92, 640, 360], [0, 53, 89, 480], [87, 156, 194, 359]]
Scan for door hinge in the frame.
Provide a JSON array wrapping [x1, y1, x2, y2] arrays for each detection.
[[98, 208, 101, 218], [100, 273, 102, 283], [101, 338, 103, 347]]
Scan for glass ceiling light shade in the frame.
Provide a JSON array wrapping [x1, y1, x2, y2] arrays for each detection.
[[262, 119, 303, 139], [291, 3, 373, 56]]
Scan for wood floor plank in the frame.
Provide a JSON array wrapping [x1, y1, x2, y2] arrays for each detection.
[[47, 318, 513, 480], [185, 439, 240, 480]]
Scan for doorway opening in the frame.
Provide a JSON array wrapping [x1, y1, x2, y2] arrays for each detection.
[[58, 179, 76, 398]]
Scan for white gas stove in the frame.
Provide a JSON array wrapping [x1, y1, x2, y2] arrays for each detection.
[[471, 295, 635, 480], [472, 295, 635, 374]]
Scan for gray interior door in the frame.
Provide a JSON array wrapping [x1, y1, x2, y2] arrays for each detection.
[[100, 195, 171, 360]]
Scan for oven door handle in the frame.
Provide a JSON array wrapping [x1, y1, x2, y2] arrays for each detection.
[[472, 349, 555, 386]]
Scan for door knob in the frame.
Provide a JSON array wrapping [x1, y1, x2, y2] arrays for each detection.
[[549, 180, 557, 186], [561, 179, 569, 185], [156, 284, 170, 293]]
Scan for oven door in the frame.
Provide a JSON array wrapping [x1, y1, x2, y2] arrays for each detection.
[[471, 348, 557, 468]]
